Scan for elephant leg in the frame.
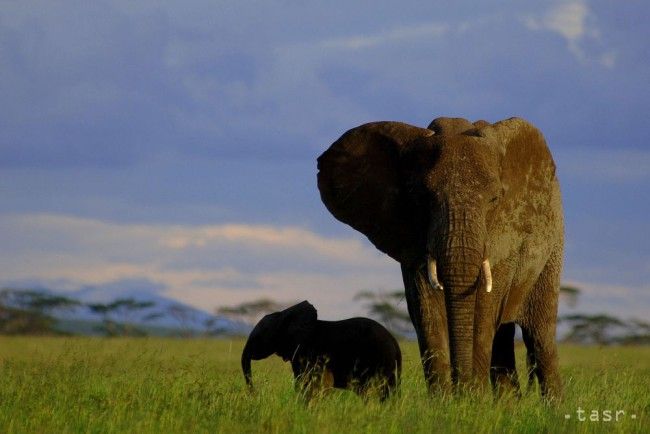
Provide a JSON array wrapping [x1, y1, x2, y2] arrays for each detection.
[[377, 379, 393, 402], [521, 327, 537, 391], [376, 365, 398, 402], [489, 322, 521, 396], [519, 247, 563, 401], [293, 360, 331, 402], [402, 264, 451, 393]]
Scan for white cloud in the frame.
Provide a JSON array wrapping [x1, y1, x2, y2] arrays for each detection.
[[0, 214, 401, 318], [544, 1, 590, 41], [524, 0, 615, 67], [319, 22, 449, 51]]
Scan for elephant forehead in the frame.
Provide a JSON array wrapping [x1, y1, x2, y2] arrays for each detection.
[[425, 137, 498, 184], [427, 117, 475, 135]]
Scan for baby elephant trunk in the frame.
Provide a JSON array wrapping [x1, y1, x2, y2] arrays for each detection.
[[241, 342, 253, 388]]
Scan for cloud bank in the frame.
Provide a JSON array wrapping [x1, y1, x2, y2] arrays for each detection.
[[2, 213, 647, 320], [0, 214, 401, 318], [1, 1, 635, 169]]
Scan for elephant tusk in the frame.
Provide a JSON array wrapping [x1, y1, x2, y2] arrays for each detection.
[[482, 259, 492, 293], [427, 257, 444, 291]]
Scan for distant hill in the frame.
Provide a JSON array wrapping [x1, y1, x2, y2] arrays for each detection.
[[1, 285, 251, 337]]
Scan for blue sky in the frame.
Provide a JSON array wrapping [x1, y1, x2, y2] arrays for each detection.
[[1, 0, 648, 319]]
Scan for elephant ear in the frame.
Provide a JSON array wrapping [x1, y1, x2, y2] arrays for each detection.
[[476, 117, 557, 199], [279, 301, 318, 353], [317, 122, 435, 264], [245, 312, 282, 360]]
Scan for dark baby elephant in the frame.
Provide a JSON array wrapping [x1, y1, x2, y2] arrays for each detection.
[[317, 117, 564, 399], [241, 301, 402, 400]]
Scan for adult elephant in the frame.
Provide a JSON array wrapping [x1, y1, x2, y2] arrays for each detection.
[[317, 117, 563, 399]]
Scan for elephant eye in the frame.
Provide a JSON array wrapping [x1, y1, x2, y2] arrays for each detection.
[[489, 195, 498, 203]]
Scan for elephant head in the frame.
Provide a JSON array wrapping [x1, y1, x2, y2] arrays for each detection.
[[241, 301, 317, 387], [317, 117, 552, 385]]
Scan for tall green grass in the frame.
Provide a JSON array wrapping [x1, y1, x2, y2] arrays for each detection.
[[0, 337, 647, 433]]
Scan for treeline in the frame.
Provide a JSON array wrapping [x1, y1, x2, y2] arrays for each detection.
[[560, 314, 650, 345], [4, 286, 648, 345], [217, 286, 650, 346], [352, 286, 650, 345], [0, 289, 79, 335]]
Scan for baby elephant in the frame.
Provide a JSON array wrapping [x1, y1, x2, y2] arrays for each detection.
[[241, 301, 401, 400]]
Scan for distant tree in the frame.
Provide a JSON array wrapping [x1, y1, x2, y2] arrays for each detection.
[[202, 317, 230, 337], [615, 319, 650, 345], [558, 283, 650, 345], [0, 288, 82, 335], [354, 290, 413, 337], [142, 311, 165, 322], [114, 298, 155, 336], [88, 298, 154, 336], [167, 303, 197, 337], [88, 302, 120, 336], [0, 306, 54, 335], [561, 313, 628, 345], [111, 298, 154, 323], [0, 289, 39, 310], [216, 298, 289, 326], [0, 289, 80, 315], [559, 285, 581, 308]]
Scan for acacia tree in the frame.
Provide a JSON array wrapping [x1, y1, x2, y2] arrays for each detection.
[[354, 290, 413, 338], [0, 288, 81, 334], [556, 285, 650, 344], [617, 319, 650, 344], [167, 303, 197, 337], [88, 298, 154, 336], [561, 314, 628, 345], [216, 298, 288, 327], [559, 285, 581, 308], [88, 302, 120, 336], [1, 289, 80, 314]]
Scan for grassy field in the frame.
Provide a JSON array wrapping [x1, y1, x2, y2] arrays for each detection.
[[0, 337, 647, 433]]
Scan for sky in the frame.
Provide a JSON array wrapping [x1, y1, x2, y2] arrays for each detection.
[[1, 0, 649, 320]]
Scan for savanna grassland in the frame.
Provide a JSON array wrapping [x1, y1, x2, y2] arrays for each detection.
[[0, 337, 647, 433]]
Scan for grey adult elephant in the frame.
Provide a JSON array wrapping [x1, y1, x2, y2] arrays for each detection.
[[317, 117, 563, 399]]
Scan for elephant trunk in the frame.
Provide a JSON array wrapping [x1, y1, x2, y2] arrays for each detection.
[[447, 287, 476, 386], [241, 341, 254, 388], [431, 206, 484, 389]]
